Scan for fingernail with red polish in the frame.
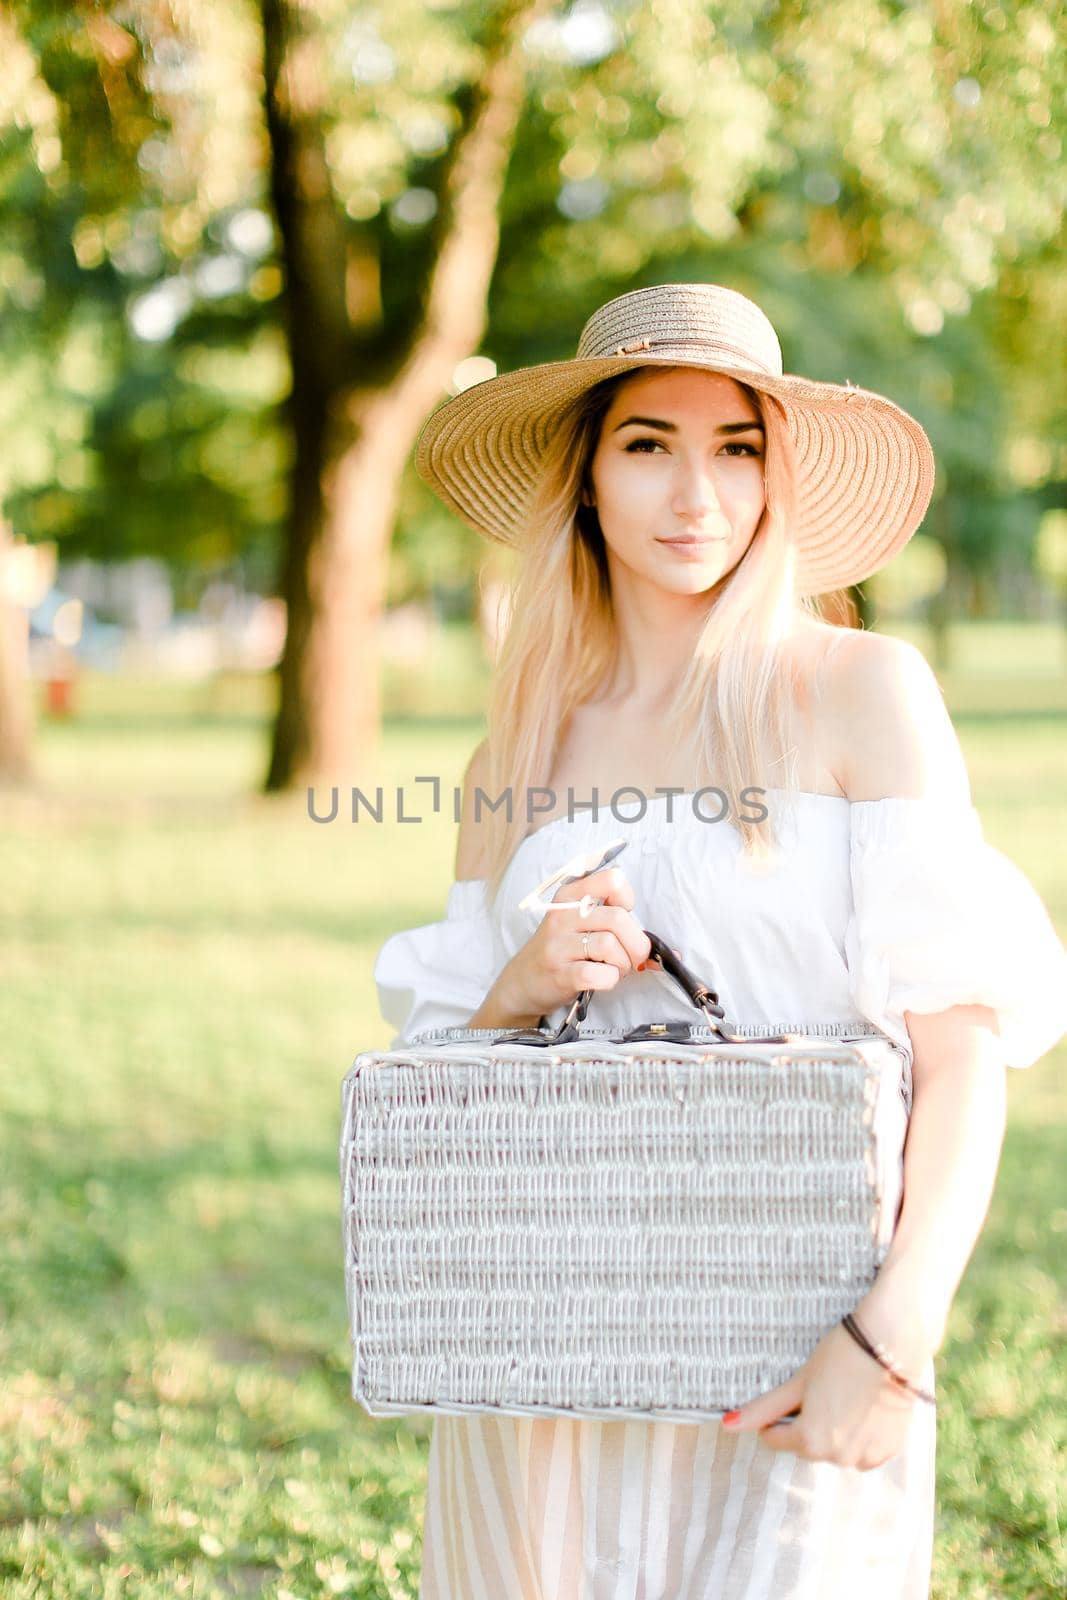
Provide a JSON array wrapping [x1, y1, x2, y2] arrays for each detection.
[[723, 1410, 741, 1427]]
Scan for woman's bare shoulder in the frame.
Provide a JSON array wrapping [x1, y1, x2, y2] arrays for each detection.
[[814, 626, 971, 803], [790, 610, 852, 658], [816, 623, 932, 701]]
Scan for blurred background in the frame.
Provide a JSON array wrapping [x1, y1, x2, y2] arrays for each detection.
[[1, 3, 1064, 1596]]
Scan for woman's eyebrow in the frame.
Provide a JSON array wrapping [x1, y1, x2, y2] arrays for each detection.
[[611, 415, 765, 435]]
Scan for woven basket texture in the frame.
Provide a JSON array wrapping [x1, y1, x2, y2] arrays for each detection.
[[340, 1027, 910, 1423]]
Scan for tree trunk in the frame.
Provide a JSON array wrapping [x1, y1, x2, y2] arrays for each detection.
[[0, 521, 34, 783], [266, 388, 411, 787], [261, 0, 550, 792]]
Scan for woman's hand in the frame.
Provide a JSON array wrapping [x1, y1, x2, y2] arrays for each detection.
[[492, 864, 658, 1023], [719, 1321, 928, 1471]]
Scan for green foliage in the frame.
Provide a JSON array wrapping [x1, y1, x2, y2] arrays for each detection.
[[0, 1, 1064, 601]]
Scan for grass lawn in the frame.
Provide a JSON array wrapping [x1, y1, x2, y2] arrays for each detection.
[[1, 619, 1064, 1598]]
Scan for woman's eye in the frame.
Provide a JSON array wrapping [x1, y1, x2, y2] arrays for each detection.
[[623, 438, 760, 457]]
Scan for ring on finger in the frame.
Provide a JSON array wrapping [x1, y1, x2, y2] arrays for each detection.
[[581, 931, 592, 960]]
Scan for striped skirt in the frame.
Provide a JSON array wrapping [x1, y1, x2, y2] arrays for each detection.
[[417, 1380, 936, 1598]]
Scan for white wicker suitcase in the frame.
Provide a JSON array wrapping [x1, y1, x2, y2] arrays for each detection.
[[340, 1018, 912, 1424]]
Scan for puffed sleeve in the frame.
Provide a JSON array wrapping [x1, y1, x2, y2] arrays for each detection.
[[844, 797, 1067, 1069], [372, 877, 503, 1047]]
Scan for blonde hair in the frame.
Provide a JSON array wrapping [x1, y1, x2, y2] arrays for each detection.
[[476, 366, 841, 903]]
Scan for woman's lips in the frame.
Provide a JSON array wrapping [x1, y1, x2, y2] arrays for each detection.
[[657, 535, 728, 553]]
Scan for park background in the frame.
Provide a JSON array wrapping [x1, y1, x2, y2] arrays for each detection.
[[1, 2, 1064, 1597]]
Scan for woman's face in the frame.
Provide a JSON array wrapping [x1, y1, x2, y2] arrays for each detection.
[[584, 367, 767, 596]]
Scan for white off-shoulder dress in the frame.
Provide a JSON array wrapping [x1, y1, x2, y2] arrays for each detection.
[[371, 790, 1067, 1600]]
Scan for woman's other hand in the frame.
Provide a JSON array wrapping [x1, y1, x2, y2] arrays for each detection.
[[719, 1321, 931, 1470]]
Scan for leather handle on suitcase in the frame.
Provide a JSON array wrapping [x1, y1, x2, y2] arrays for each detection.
[[491, 923, 732, 1047]]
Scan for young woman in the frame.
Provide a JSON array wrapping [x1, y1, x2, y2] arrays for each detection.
[[373, 283, 1067, 1598]]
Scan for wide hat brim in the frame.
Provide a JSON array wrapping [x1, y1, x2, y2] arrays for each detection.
[[414, 348, 936, 596]]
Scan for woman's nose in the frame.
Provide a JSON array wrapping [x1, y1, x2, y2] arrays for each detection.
[[671, 459, 721, 516]]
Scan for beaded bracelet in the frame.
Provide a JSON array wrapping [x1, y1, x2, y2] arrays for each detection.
[[840, 1313, 937, 1406]]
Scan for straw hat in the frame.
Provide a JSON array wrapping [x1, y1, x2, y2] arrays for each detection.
[[414, 282, 935, 596]]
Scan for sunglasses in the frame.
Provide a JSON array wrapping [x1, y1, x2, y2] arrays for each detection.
[[517, 837, 630, 918]]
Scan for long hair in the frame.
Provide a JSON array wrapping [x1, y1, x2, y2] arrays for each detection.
[[476, 366, 843, 903]]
